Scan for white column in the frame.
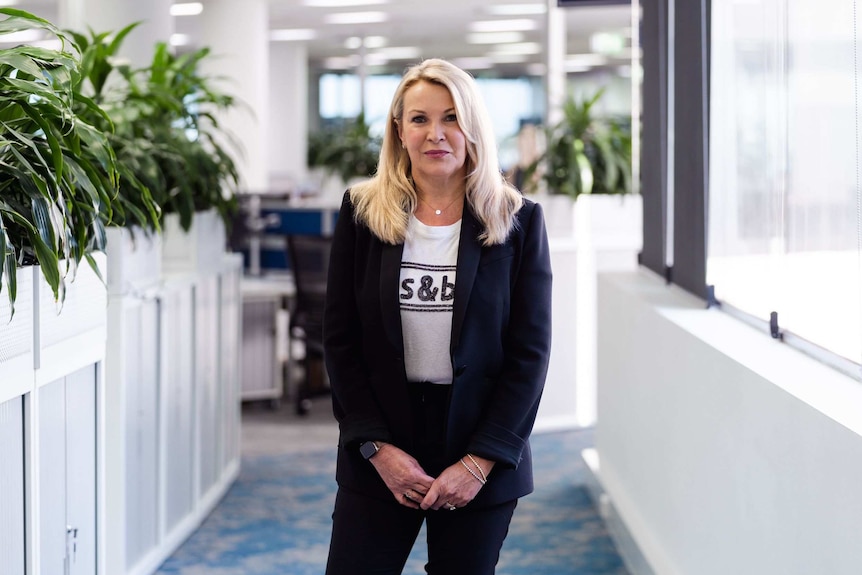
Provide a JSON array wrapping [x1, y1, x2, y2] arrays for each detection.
[[59, 0, 172, 68], [546, 0, 567, 126], [268, 41, 309, 191], [198, 0, 269, 193]]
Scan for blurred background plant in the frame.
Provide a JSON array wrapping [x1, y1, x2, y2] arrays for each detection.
[[119, 42, 241, 231], [524, 88, 632, 199], [67, 22, 162, 234], [307, 112, 381, 185], [69, 23, 242, 233]]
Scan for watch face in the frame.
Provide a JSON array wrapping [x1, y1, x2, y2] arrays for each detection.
[[359, 441, 378, 460]]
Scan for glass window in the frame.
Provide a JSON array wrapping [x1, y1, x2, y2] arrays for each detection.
[[708, 0, 861, 364]]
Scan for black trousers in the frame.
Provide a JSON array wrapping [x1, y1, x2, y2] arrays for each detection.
[[325, 383, 518, 575]]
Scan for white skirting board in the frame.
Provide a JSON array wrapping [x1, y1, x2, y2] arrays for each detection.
[[581, 448, 656, 575]]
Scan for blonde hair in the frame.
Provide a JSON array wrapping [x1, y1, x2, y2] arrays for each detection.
[[350, 58, 523, 246]]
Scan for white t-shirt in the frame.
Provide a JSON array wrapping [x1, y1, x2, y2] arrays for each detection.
[[399, 215, 461, 384]]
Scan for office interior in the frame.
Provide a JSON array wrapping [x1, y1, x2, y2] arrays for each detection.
[[1, 0, 861, 574]]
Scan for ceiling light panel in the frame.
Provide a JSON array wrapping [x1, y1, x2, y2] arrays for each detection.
[[304, 0, 387, 6], [487, 3, 547, 16], [466, 32, 525, 45], [566, 53, 608, 67], [170, 33, 191, 46], [171, 3, 203, 16], [345, 36, 387, 49], [375, 46, 421, 60], [489, 42, 541, 55], [324, 11, 388, 25], [324, 55, 362, 69], [469, 19, 537, 33], [451, 57, 494, 70], [270, 29, 317, 41]]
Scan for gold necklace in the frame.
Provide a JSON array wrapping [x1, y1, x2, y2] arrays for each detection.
[[417, 193, 463, 216]]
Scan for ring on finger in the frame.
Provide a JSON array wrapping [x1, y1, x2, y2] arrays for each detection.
[[446, 501, 457, 511], [403, 492, 415, 503]]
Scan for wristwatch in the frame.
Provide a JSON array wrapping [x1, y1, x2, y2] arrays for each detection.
[[359, 441, 381, 460]]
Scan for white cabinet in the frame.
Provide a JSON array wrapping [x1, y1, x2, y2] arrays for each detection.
[[160, 282, 196, 533], [196, 275, 221, 496], [0, 397, 25, 575], [124, 299, 161, 568], [39, 364, 98, 575]]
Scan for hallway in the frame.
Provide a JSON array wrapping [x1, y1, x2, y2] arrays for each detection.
[[154, 397, 628, 574]]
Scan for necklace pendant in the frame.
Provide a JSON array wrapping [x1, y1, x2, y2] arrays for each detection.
[[435, 209, 442, 215]]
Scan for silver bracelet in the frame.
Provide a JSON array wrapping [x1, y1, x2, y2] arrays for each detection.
[[466, 453, 488, 483], [460, 457, 486, 485]]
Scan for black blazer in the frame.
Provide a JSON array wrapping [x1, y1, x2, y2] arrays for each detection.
[[323, 191, 552, 507]]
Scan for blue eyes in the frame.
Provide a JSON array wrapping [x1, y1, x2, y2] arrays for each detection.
[[409, 114, 457, 123]]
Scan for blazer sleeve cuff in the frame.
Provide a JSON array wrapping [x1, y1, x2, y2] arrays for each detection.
[[467, 422, 527, 469], [338, 413, 392, 449]]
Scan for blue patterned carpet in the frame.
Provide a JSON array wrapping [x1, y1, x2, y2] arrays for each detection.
[[156, 428, 628, 575]]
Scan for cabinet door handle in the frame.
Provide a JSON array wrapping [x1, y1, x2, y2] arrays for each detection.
[[65, 525, 78, 568]]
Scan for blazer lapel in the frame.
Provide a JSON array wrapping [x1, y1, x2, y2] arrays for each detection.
[[380, 240, 405, 353], [451, 203, 481, 351]]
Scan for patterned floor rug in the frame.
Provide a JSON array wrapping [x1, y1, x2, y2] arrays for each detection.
[[156, 427, 628, 575]]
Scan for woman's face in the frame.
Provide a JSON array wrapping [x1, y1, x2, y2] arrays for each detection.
[[398, 80, 467, 186]]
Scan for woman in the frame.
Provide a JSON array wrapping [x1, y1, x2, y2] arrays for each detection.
[[323, 58, 552, 575]]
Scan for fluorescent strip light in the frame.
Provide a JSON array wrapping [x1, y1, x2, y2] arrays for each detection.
[[0, 0, 20, 5], [487, 3, 546, 16], [566, 53, 608, 67], [171, 2, 203, 16], [324, 11, 387, 24], [488, 53, 529, 64], [451, 57, 494, 70], [489, 42, 541, 56], [466, 32, 525, 45], [271, 29, 317, 41], [304, 0, 387, 6], [364, 53, 389, 66], [469, 19, 537, 33], [345, 36, 387, 49], [324, 55, 362, 69], [170, 33, 191, 46], [375, 46, 420, 60]]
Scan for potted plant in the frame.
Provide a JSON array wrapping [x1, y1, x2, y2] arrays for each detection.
[[0, 8, 122, 310], [67, 22, 162, 236], [64, 23, 172, 294], [308, 112, 381, 197], [524, 88, 632, 199], [122, 42, 240, 231]]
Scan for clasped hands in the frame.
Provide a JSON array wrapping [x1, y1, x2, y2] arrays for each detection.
[[370, 443, 493, 511]]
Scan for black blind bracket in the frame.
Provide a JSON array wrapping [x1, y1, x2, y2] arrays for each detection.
[[706, 285, 720, 309], [664, 265, 673, 285], [769, 311, 783, 340]]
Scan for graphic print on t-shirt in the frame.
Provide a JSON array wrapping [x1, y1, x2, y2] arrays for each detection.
[[399, 262, 456, 312]]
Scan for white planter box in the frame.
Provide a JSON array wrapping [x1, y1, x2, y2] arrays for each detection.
[[162, 210, 227, 275], [0, 266, 35, 405], [36, 255, 107, 384], [574, 194, 643, 267], [536, 193, 643, 432], [106, 227, 162, 296]]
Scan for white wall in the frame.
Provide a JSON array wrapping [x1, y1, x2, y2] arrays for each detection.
[[596, 269, 862, 575]]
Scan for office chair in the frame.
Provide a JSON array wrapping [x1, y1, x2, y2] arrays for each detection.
[[286, 234, 332, 415]]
